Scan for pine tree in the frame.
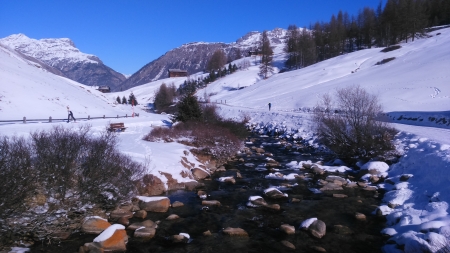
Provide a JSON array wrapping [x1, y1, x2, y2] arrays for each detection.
[[122, 96, 127, 105], [259, 30, 274, 79], [154, 83, 174, 111], [116, 96, 121, 104], [128, 93, 138, 105], [172, 93, 202, 123]]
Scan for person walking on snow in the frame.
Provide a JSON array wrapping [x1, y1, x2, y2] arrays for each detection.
[[67, 106, 76, 123], [268, 102, 272, 111]]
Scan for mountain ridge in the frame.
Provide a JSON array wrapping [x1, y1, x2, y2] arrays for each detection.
[[0, 34, 126, 90]]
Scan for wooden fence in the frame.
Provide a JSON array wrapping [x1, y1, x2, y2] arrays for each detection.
[[0, 114, 139, 124]]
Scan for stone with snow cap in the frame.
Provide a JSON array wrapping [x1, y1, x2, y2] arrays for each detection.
[[264, 187, 288, 199], [361, 161, 389, 177], [93, 224, 128, 252], [137, 196, 170, 213], [218, 176, 236, 184]]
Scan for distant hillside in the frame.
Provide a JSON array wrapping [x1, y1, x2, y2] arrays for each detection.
[[0, 34, 126, 91], [119, 28, 287, 90]]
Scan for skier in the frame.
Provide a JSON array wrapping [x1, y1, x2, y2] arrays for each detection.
[[67, 106, 76, 123], [268, 102, 272, 111]]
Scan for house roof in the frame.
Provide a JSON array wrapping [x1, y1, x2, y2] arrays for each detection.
[[168, 69, 187, 73]]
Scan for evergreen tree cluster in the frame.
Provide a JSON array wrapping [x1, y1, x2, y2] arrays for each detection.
[[284, 0, 450, 70], [115, 93, 139, 105], [177, 63, 238, 96]]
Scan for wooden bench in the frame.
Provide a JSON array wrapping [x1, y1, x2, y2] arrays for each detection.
[[108, 122, 127, 132]]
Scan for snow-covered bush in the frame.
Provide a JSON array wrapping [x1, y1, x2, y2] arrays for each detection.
[[313, 85, 398, 163], [30, 125, 145, 207]]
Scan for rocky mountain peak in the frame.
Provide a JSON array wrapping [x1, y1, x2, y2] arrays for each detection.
[[0, 33, 125, 90]]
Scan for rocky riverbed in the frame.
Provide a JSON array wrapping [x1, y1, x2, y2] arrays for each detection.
[[23, 133, 390, 253]]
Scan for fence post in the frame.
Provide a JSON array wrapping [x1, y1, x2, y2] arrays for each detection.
[[225, 100, 226, 104], [23, 117, 26, 124], [88, 115, 90, 120], [126, 114, 127, 118], [103, 115, 105, 119], [117, 115, 119, 118], [49, 116, 52, 123]]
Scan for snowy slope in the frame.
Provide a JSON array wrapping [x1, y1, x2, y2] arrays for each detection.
[[204, 29, 450, 113], [0, 44, 136, 119]]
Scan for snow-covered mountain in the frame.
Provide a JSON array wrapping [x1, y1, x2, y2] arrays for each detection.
[[0, 34, 126, 91], [119, 28, 288, 90]]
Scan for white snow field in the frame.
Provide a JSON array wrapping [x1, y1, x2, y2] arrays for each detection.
[[1, 27, 450, 252]]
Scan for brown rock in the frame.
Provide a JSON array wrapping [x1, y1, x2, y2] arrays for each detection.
[[291, 198, 301, 203], [127, 220, 157, 230], [222, 177, 236, 184], [309, 220, 326, 239], [216, 166, 226, 172], [166, 214, 180, 220], [81, 217, 111, 234], [110, 209, 133, 220], [192, 168, 210, 180], [265, 204, 281, 211], [139, 174, 166, 196], [280, 224, 295, 235], [138, 196, 170, 212], [255, 148, 265, 153], [133, 210, 147, 219], [203, 230, 212, 236], [311, 246, 327, 252], [355, 212, 366, 221], [281, 240, 296, 250], [170, 234, 187, 243], [236, 172, 242, 178], [82, 242, 104, 253], [116, 216, 129, 226], [332, 194, 348, 198], [134, 227, 156, 240], [51, 231, 71, 240], [202, 200, 221, 206], [197, 190, 207, 198], [319, 183, 343, 191], [223, 227, 248, 237], [172, 201, 184, 208]]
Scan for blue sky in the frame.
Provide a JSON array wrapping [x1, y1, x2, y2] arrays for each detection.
[[1, 0, 382, 75]]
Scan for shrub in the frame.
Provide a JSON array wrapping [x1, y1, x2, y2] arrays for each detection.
[[375, 57, 396, 65], [0, 136, 35, 219], [145, 104, 248, 164], [313, 85, 397, 163], [30, 126, 145, 207], [380, 45, 401, 52]]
